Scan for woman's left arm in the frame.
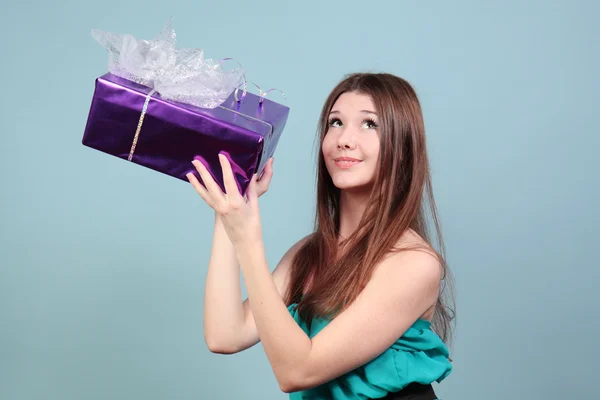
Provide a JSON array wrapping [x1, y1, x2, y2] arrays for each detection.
[[188, 154, 441, 393]]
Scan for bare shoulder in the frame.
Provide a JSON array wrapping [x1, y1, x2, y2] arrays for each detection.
[[394, 229, 438, 256], [392, 229, 440, 265], [372, 229, 442, 295]]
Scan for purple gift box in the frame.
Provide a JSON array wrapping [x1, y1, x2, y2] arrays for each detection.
[[82, 72, 289, 195]]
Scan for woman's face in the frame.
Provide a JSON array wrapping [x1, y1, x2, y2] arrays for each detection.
[[322, 91, 380, 193]]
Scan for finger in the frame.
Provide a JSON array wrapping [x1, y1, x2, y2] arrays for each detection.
[[218, 153, 241, 198], [247, 173, 259, 205], [258, 157, 273, 180], [257, 158, 274, 191], [259, 157, 274, 180], [186, 172, 214, 207], [192, 159, 224, 199]]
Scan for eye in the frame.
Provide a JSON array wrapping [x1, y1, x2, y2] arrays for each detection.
[[362, 118, 379, 129], [328, 118, 342, 128]]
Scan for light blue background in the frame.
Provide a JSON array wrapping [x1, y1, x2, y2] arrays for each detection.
[[1, 1, 598, 399]]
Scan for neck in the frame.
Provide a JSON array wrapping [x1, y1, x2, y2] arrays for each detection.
[[338, 189, 371, 240]]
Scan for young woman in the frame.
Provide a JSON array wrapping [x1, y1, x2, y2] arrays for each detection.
[[187, 72, 455, 400]]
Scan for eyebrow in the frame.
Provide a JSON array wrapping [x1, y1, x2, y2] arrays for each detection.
[[329, 110, 378, 115]]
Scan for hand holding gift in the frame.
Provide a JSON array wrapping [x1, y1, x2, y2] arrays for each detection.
[[186, 153, 273, 247]]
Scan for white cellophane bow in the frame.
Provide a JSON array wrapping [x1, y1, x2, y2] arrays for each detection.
[[91, 20, 245, 109]]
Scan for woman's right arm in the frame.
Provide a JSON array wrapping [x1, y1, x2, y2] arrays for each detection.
[[203, 213, 304, 354]]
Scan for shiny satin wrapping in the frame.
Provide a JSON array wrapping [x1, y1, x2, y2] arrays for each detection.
[[82, 73, 289, 195]]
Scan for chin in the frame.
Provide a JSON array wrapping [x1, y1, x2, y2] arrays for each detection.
[[331, 176, 373, 193]]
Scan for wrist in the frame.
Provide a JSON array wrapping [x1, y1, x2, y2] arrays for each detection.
[[214, 213, 227, 231], [234, 235, 265, 262]]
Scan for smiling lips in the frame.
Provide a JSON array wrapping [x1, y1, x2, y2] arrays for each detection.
[[334, 156, 362, 169]]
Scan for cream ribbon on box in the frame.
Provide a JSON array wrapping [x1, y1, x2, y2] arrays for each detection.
[[128, 88, 157, 161]]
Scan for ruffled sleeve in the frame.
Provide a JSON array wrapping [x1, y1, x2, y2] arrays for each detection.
[[287, 304, 452, 400]]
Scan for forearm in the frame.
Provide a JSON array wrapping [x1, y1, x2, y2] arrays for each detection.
[[236, 238, 312, 389], [203, 213, 245, 347]]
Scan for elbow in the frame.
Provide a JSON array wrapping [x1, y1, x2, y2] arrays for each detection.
[[278, 370, 308, 394], [206, 342, 237, 355], [278, 379, 298, 394], [204, 334, 239, 355]]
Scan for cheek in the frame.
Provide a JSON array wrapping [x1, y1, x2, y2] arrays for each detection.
[[321, 138, 332, 168], [321, 135, 332, 153], [367, 138, 380, 160], [363, 139, 380, 175]]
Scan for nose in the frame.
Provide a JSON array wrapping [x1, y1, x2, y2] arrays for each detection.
[[336, 128, 356, 150]]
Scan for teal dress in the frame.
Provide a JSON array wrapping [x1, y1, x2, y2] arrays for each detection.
[[287, 302, 452, 400]]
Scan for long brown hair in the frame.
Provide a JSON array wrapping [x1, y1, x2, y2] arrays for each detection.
[[284, 72, 455, 346]]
